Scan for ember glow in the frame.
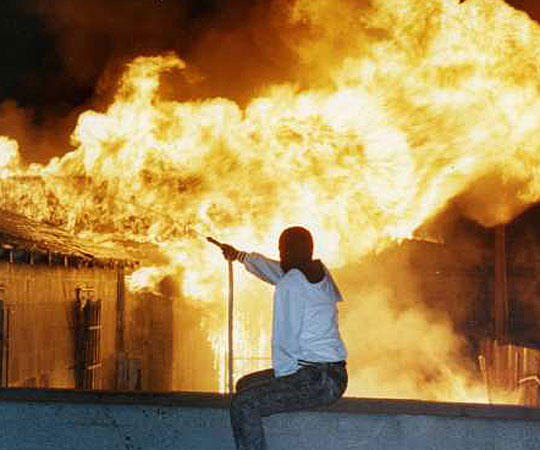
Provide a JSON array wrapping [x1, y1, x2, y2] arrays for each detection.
[[1, 0, 539, 401]]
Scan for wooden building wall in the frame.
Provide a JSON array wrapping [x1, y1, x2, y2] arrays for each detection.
[[506, 207, 540, 347], [121, 292, 173, 391], [121, 287, 219, 392], [356, 211, 540, 406], [0, 258, 218, 394], [412, 208, 540, 406], [0, 262, 119, 389]]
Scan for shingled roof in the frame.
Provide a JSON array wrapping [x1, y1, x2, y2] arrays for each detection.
[[0, 209, 135, 265]]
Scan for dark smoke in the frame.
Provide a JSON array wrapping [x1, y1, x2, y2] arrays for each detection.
[[0, 0, 298, 162], [1, 0, 540, 162], [507, 0, 540, 22]]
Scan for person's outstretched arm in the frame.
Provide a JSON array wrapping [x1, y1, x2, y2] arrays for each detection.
[[220, 244, 283, 285], [239, 252, 283, 285]]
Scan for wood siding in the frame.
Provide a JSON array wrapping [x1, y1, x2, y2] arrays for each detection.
[[0, 262, 118, 389]]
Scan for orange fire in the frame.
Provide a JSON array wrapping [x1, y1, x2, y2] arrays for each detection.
[[0, 137, 20, 178], [0, 0, 538, 401]]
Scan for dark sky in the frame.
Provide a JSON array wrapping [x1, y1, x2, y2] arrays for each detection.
[[0, 0, 298, 161], [0, 0, 281, 113], [0, 0, 539, 162], [2, 0, 540, 111]]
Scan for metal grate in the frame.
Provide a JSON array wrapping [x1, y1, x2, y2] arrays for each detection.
[[0, 297, 7, 388], [74, 287, 102, 389]]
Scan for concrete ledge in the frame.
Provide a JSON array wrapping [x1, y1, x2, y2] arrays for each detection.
[[1, 388, 539, 421], [0, 389, 539, 450]]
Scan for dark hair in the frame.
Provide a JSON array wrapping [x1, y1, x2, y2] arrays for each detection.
[[279, 226, 313, 260]]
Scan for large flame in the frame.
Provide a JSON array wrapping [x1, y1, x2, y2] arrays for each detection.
[[0, 137, 20, 178], [1, 0, 539, 401]]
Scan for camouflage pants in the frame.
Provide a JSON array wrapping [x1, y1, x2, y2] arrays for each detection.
[[230, 362, 348, 450]]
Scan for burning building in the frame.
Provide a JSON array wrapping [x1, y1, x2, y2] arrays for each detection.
[[0, 209, 217, 392], [0, 209, 134, 389], [335, 206, 540, 407], [1, 0, 540, 407]]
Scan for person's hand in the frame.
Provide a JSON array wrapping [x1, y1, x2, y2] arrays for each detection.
[[221, 244, 240, 261]]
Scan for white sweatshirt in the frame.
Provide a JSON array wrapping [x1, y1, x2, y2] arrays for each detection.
[[237, 252, 348, 377]]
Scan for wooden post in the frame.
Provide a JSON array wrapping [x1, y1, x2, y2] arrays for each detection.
[[0, 294, 9, 389], [115, 264, 126, 389], [494, 225, 508, 343], [0, 299, 5, 387], [228, 259, 234, 396]]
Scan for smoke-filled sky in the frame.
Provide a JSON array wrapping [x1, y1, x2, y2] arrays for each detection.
[[0, 0, 297, 161], [1, 0, 540, 162], [1, 0, 282, 108]]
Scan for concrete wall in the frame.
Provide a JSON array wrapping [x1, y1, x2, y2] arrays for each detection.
[[1, 389, 540, 450]]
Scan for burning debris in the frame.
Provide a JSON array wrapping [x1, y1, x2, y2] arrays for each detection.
[[1, 0, 540, 402]]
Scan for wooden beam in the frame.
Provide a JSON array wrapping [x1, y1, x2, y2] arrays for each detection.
[[494, 225, 509, 342], [0, 299, 4, 387], [115, 265, 126, 389]]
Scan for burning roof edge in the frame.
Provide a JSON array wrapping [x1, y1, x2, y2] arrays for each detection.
[[0, 209, 137, 266]]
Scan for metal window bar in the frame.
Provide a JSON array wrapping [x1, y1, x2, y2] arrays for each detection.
[[0, 284, 9, 388], [0, 298, 5, 387], [74, 288, 102, 390]]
